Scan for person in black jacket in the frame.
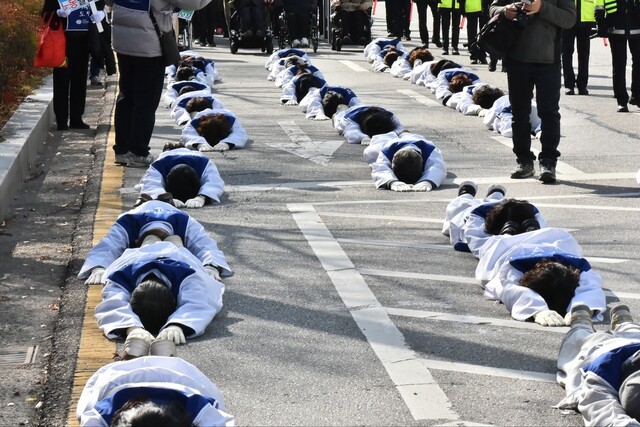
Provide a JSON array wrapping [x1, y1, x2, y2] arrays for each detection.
[[595, 0, 640, 112], [41, 0, 105, 130]]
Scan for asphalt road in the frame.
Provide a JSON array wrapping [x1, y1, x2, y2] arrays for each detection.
[[4, 5, 640, 426]]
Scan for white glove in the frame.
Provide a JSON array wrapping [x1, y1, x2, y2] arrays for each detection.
[[125, 327, 155, 345], [90, 10, 105, 23], [564, 312, 572, 326], [413, 181, 433, 192], [285, 99, 298, 106], [534, 310, 565, 327], [313, 113, 330, 121], [478, 108, 488, 117], [204, 265, 222, 281], [173, 198, 186, 208], [164, 234, 184, 248], [360, 136, 371, 146], [198, 143, 215, 152], [56, 8, 71, 17], [212, 142, 230, 152], [185, 195, 205, 208], [157, 325, 186, 345], [390, 181, 414, 192], [85, 267, 106, 285]]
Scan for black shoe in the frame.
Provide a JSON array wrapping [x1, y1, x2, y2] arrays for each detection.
[[207, 39, 216, 47], [521, 218, 540, 232], [538, 161, 557, 184], [511, 162, 535, 179], [452, 47, 460, 55], [488, 61, 497, 72], [404, 35, 411, 41], [255, 30, 264, 39], [342, 35, 352, 44], [479, 58, 488, 64], [499, 220, 520, 235], [69, 121, 90, 129], [578, 88, 589, 95], [630, 97, 637, 106], [470, 59, 479, 64], [442, 49, 449, 55], [618, 104, 629, 113], [57, 123, 69, 131], [457, 181, 477, 197], [565, 88, 575, 95], [432, 39, 443, 48]]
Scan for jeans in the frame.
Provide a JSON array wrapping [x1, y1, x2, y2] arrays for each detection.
[[113, 54, 166, 157], [505, 58, 562, 165]]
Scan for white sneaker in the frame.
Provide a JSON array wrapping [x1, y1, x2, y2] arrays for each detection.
[[301, 37, 309, 48], [114, 152, 130, 165], [292, 39, 301, 48], [126, 153, 155, 168]]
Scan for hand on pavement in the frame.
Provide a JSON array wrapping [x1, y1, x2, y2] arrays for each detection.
[[157, 325, 186, 345]]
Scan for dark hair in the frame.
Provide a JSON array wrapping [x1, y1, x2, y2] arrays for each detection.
[[284, 55, 302, 68], [295, 74, 324, 101], [165, 164, 201, 202], [185, 97, 213, 114], [162, 142, 186, 152], [518, 260, 580, 315], [175, 66, 197, 82], [449, 74, 473, 93], [111, 399, 195, 427], [321, 91, 347, 118], [484, 199, 537, 235], [408, 47, 434, 66], [196, 113, 233, 147], [392, 147, 423, 184], [178, 85, 198, 96], [129, 275, 177, 336], [430, 59, 458, 76], [358, 107, 396, 137], [383, 50, 400, 67], [472, 85, 505, 109]]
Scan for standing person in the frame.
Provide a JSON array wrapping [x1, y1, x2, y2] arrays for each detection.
[[595, 0, 640, 112], [88, 4, 116, 87], [386, 0, 402, 37], [41, 0, 105, 130], [556, 304, 640, 425], [194, 0, 217, 46], [400, 0, 413, 40], [438, 0, 462, 55], [562, 0, 595, 95], [104, 0, 213, 168], [415, 0, 442, 46], [489, 0, 576, 184], [464, 0, 487, 64], [283, 0, 317, 48]]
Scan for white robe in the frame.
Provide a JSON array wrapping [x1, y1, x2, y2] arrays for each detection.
[[366, 131, 447, 189], [274, 64, 324, 88], [138, 148, 225, 203], [170, 89, 225, 126], [299, 85, 361, 119], [363, 37, 405, 63], [389, 56, 412, 80], [163, 80, 211, 108], [333, 105, 403, 144], [78, 200, 232, 279], [265, 48, 310, 71], [182, 108, 248, 150], [482, 240, 606, 321], [77, 356, 234, 426], [432, 68, 481, 103], [483, 94, 541, 137], [95, 242, 224, 338]]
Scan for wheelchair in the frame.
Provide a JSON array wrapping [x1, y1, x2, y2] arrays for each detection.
[[277, 9, 319, 53], [330, 7, 372, 51], [225, 0, 274, 54]]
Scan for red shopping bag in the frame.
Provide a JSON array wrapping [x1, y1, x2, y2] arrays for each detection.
[[34, 14, 67, 68]]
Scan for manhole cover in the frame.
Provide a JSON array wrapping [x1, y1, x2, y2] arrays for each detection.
[[0, 346, 38, 367]]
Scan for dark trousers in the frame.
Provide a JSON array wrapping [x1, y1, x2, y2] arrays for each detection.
[[416, 0, 441, 44], [609, 36, 640, 105], [286, 7, 313, 39], [194, 1, 217, 43], [466, 12, 486, 60], [561, 25, 592, 90], [400, 0, 412, 37], [440, 9, 460, 50], [239, 4, 265, 32], [53, 32, 89, 127], [341, 10, 367, 40], [113, 53, 166, 157], [505, 58, 562, 164], [386, 0, 401, 36]]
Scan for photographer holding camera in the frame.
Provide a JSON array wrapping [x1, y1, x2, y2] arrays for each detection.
[[489, 0, 576, 184]]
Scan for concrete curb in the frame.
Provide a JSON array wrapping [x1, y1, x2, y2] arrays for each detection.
[[0, 75, 54, 222]]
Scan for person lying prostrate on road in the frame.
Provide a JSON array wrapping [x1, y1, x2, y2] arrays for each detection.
[[483, 94, 542, 138], [265, 47, 310, 71], [275, 61, 325, 88], [300, 85, 361, 120], [333, 104, 404, 144], [182, 108, 248, 151], [363, 37, 405, 62], [170, 90, 225, 126], [280, 72, 327, 105]]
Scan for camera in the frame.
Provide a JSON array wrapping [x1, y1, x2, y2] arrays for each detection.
[[513, 4, 529, 27]]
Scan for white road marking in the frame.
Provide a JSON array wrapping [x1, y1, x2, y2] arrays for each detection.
[[320, 212, 445, 223], [605, 290, 640, 300], [269, 120, 343, 166], [338, 60, 369, 72], [386, 307, 569, 334], [290, 203, 459, 421], [420, 359, 556, 383], [398, 88, 442, 107], [339, 238, 451, 250], [491, 136, 586, 175]]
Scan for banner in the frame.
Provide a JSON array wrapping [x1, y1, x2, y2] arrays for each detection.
[[57, 0, 92, 13], [177, 9, 194, 21], [66, 7, 92, 31]]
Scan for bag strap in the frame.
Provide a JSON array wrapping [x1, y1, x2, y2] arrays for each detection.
[[148, 11, 162, 39]]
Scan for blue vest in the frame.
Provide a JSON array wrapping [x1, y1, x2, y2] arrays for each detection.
[[190, 113, 236, 132], [171, 81, 208, 94], [509, 253, 591, 274], [375, 38, 401, 49], [582, 343, 640, 391], [319, 86, 357, 103], [151, 154, 210, 181], [107, 258, 195, 297], [176, 95, 217, 110], [443, 69, 480, 83], [381, 140, 436, 167], [116, 210, 190, 247]]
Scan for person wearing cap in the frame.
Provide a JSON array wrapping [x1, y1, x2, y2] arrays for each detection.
[[476, 230, 606, 326], [363, 131, 447, 192], [136, 142, 225, 209], [78, 199, 232, 285], [442, 181, 548, 257], [556, 304, 640, 425], [95, 239, 225, 347], [77, 356, 234, 426]]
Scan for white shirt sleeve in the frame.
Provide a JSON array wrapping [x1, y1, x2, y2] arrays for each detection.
[[417, 146, 447, 188], [95, 282, 142, 338], [198, 161, 225, 203], [185, 218, 233, 277], [138, 166, 166, 199], [569, 270, 607, 322], [78, 224, 129, 279]]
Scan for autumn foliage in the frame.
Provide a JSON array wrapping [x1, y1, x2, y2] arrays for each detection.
[[0, 0, 49, 125]]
